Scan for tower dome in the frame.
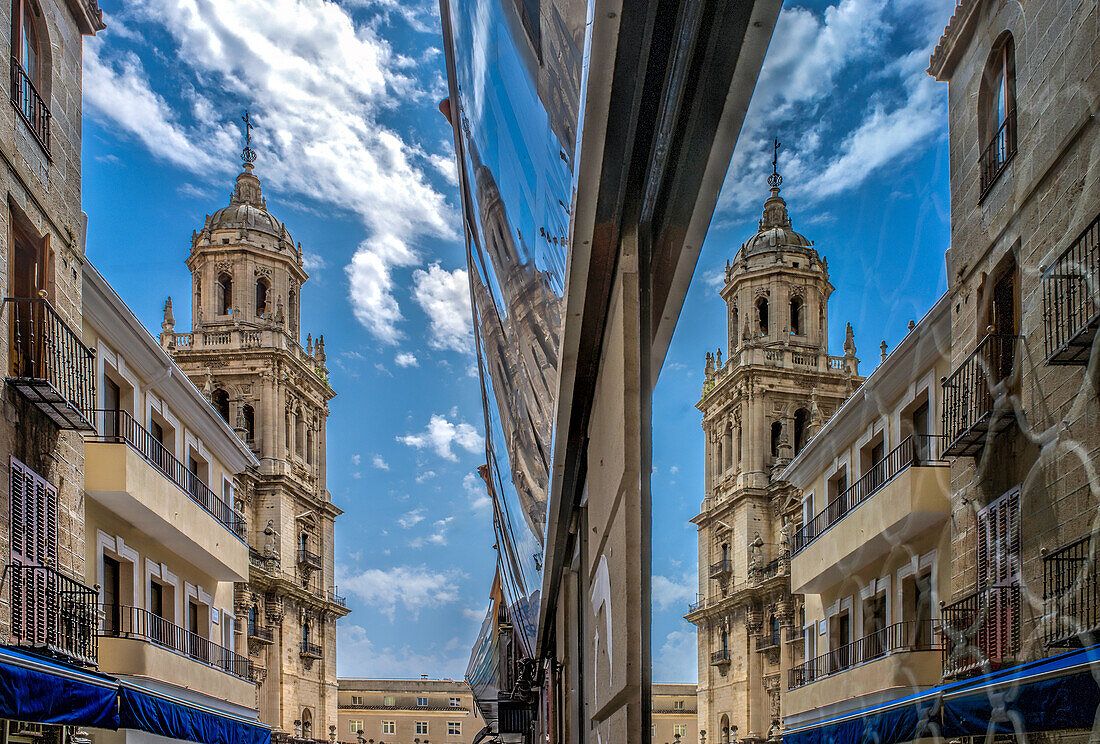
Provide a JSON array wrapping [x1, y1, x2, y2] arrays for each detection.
[[206, 161, 293, 244], [737, 182, 814, 259]]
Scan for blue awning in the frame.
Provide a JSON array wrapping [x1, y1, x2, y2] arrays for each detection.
[[784, 645, 1100, 744], [0, 647, 119, 729], [119, 683, 269, 744]]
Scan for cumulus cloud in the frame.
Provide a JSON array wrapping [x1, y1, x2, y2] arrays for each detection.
[[463, 472, 492, 512], [412, 263, 473, 354], [339, 564, 466, 620], [398, 508, 426, 528], [653, 628, 698, 684], [371, 454, 389, 470], [83, 0, 457, 344], [395, 351, 419, 367], [337, 623, 469, 678], [409, 516, 454, 548], [397, 414, 483, 461], [652, 573, 696, 611]]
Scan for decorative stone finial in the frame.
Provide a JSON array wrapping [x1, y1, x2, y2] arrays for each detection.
[[315, 335, 326, 364], [880, 340, 889, 362], [705, 352, 715, 377], [844, 322, 856, 357], [162, 297, 175, 333]]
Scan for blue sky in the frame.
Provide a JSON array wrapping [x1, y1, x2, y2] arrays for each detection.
[[81, 0, 955, 682]]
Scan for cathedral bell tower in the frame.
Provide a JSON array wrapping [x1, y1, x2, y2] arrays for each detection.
[[162, 117, 348, 736], [688, 148, 861, 744]]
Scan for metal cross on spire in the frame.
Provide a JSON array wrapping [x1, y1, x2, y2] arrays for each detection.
[[768, 136, 782, 189], [241, 110, 257, 167]]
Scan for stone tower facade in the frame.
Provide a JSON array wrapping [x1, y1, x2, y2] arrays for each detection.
[[161, 148, 348, 738], [686, 175, 860, 744]]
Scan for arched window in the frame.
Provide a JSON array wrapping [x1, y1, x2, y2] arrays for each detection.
[[300, 708, 312, 738], [979, 33, 1016, 194], [756, 297, 769, 336], [255, 278, 269, 318], [771, 421, 782, 458], [720, 714, 731, 743], [296, 418, 306, 456], [721, 543, 729, 563], [299, 532, 309, 553], [731, 306, 739, 347], [288, 289, 298, 335], [793, 408, 810, 454], [789, 295, 803, 335], [243, 404, 255, 442], [218, 272, 233, 315], [13, 0, 41, 86], [306, 428, 314, 465], [212, 389, 230, 422], [248, 604, 258, 635]]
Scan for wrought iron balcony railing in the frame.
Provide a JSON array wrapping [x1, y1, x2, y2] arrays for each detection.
[[788, 620, 941, 690], [791, 434, 948, 555], [979, 108, 1016, 200], [941, 585, 1020, 677], [297, 548, 323, 570], [300, 639, 323, 658], [750, 553, 788, 583], [710, 648, 730, 666], [1043, 212, 1100, 364], [756, 630, 781, 651], [941, 335, 1019, 457], [8, 564, 98, 667], [5, 297, 95, 430], [90, 409, 246, 539], [1043, 535, 1100, 647], [327, 587, 347, 608], [709, 559, 732, 579], [102, 604, 250, 680], [687, 595, 706, 614], [247, 620, 274, 644], [785, 626, 804, 644], [10, 57, 50, 156]]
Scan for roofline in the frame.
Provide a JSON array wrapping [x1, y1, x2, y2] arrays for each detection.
[[927, 1, 981, 81]]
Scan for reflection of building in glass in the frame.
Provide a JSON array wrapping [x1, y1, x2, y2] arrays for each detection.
[[469, 143, 564, 541]]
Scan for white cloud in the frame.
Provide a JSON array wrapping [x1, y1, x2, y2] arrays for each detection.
[[409, 516, 453, 547], [653, 628, 697, 684], [398, 508, 426, 528], [351, 454, 361, 466], [397, 414, 484, 461], [371, 454, 390, 470], [415, 470, 436, 483], [337, 623, 469, 678], [339, 564, 465, 620], [412, 263, 473, 354], [651, 573, 696, 611], [462, 472, 492, 512], [395, 351, 419, 367], [84, 0, 457, 344]]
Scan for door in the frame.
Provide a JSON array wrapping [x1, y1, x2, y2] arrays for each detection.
[[102, 556, 120, 635], [188, 600, 204, 661], [911, 402, 930, 461], [149, 580, 164, 645], [869, 439, 886, 492], [150, 419, 166, 472], [9, 225, 46, 378], [863, 594, 887, 661], [103, 378, 120, 439], [990, 269, 1017, 380]]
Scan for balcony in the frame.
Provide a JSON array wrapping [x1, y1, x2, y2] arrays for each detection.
[[100, 604, 254, 706], [247, 620, 274, 644], [8, 564, 97, 667], [941, 335, 1019, 457], [786, 621, 942, 715], [709, 559, 732, 580], [5, 297, 95, 430], [85, 411, 248, 581], [297, 548, 323, 572], [790, 435, 949, 593], [785, 626, 804, 644], [1043, 535, 1100, 647], [979, 108, 1016, 201], [750, 553, 787, 585], [326, 587, 347, 608], [756, 629, 781, 652], [10, 57, 50, 157], [300, 639, 323, 659], [1042, 212, 1100, 364], [942, 585, 1020, 677], [710, 648, 730, 667]]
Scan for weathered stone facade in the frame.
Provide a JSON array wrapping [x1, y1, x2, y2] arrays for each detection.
[[163, 154, 348, 736], [928, 0, 1100, 684], [687, 179, 860, 743], [0, 0, 102, 654]]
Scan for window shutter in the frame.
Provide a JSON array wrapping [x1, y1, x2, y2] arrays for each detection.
[[8, 458, 58, 647], [10, 458, 26, 561]]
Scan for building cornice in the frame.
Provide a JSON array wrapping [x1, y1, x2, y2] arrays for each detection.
[[927, 0, 981, 81]]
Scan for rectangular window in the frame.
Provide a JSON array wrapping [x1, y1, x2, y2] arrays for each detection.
[[381, 721, 395, 735], [449, 697, 461, 707], [350, 695, 364, 706], [675, 724, 687, 737], [383, 696, 395, 707], [448, 722, 461, 735], [673, 700, 684, 710], [415, 722, 428, 735], [978, 488, 1020, 587], [348, 721, 362, 735], [417, 696, 428, 707]]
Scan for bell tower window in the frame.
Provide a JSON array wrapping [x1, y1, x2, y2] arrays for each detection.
[[771, 421, 782, 458], [793, 408, 809, 454], [212, 389, 230, 423], [256, 278, 269, 318], [790, 296, 803, 335], [756, 297, 769, 336], [218, 272, 233, 315], [288, 288, 298, 336]]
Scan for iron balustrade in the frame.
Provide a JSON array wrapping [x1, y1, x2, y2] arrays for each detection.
[[247, 619, 274, 643], [787, 620, 941, 690], [1043, 535, 1100, 647], [1043, 212, 1100, 364], [9, 57, 50, 156], [785, 626, 804, 643], [979, 108, 1016, 200], [709, 559, 732, 579], [301, 639, 323, 658], [297, 548, 323, 569], [751, 554, 788, 583], [941, 585, 1020, 677], [688, 595, 706, 614], [941, 335, 1019, 457], [710, 649, 730, 665], [756, 628, 781, 651], [791, 435, 948, 555], [8, 564, 98, 667], [327, 588, 347, 608], [91, 409, 246, 539], [102, 604, 250, 679], [5, 297, 95, 430]]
